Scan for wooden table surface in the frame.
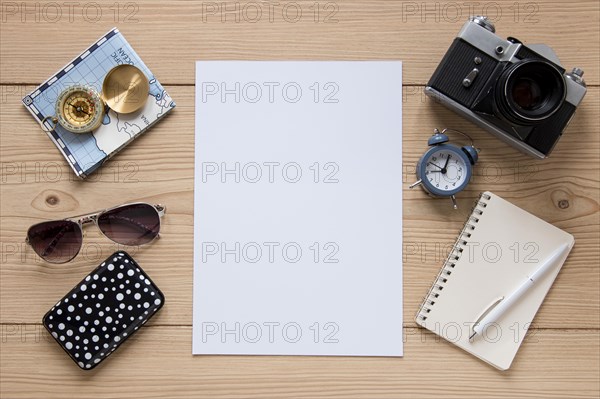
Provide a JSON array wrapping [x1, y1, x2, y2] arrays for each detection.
[[1, 1, 599, 398]]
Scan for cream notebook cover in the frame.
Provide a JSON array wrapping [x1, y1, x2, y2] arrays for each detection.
[[415, 191, 574, 370]]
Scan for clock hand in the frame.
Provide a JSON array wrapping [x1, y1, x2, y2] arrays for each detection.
[[427, 162, 443, 170], [443, 154, 451, 170]]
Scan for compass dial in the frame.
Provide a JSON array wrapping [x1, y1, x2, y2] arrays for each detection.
[[55, 85, 104, 134]]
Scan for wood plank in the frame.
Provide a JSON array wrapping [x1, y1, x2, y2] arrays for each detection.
[[0, 1, 598, 85], [0, 326, 598, 398], [1, 2, 599, 396], [1, 85, 598, 327]]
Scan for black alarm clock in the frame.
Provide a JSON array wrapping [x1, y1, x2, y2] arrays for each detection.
[[409, 128, 479, 209]]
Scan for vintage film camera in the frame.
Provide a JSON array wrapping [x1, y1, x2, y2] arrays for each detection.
[[425, 16, 587, 158]]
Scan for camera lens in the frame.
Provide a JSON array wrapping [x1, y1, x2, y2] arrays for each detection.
[[496, 60, 566, 124], [512, 77, 543, 110]]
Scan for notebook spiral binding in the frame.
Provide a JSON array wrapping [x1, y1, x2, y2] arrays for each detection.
[[415, 192, 492, 324]]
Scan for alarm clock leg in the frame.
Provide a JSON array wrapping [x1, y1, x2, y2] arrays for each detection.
[[409, 180, 422, 189], [451, 195, 458, 209]]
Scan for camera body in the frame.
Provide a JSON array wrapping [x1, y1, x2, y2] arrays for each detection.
[[425, 16, 587, 158]]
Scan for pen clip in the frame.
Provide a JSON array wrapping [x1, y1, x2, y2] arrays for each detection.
[[470, 296, 504, 341]]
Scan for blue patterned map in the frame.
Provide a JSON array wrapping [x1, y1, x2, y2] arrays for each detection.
[[23, 28, 175, 178]]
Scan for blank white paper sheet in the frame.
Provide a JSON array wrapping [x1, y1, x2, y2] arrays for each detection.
[[193, 61, 403, 356]]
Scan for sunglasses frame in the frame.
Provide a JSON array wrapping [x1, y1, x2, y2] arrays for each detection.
[[26, 203, 166, 263]]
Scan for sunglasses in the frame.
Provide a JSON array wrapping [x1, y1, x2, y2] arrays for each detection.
[[26, 203, 166, 263]]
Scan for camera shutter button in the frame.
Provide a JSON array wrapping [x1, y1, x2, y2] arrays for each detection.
[[469, 15, 495, 33], [462, 68, 480, 88]]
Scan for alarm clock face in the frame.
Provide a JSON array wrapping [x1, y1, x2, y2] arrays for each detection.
[[55, 85, 104, 134], [417, 144, 472, 197]]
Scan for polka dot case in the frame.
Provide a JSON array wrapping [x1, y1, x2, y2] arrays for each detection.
[[42, 251, 165, 370]]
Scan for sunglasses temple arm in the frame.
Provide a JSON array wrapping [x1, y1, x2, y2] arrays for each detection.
[[102, 215, 160, 239], [66, 205, 165, 220], [40, 229, 68, 257]]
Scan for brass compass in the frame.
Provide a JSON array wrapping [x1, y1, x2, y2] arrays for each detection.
[[102, 64, 149, 114], [41, 65, 149, 134], [43, 85, 105, 134]]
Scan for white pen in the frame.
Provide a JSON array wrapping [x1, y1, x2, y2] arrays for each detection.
[[469, 243, 571, 340]]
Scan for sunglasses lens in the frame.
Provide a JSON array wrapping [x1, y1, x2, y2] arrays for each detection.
[[97, 204, 160, 246], [27, 220, 82, 263]]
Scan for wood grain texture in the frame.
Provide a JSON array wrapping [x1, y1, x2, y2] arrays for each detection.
[[0, 327, 598, 399], [2, 85, 598, 327], [0, 1, 599, 85], [1, 1, 599, 397]]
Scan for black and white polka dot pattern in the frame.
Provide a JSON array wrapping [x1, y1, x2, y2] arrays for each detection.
[[43, 251, 165, 370]]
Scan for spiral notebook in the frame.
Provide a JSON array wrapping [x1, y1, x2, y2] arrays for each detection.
[[415, 191, 574, 370]]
